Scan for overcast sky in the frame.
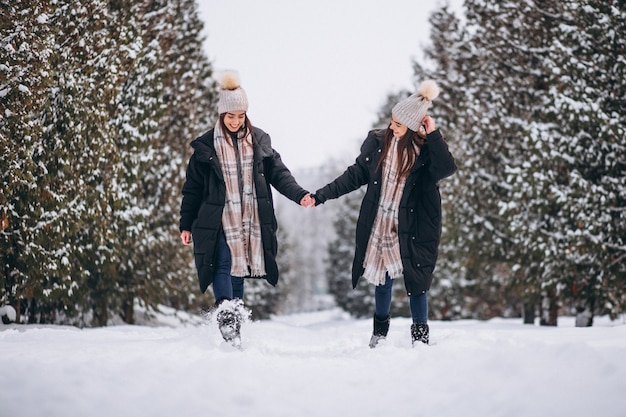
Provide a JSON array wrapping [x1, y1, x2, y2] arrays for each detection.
[[196, 0, 458, 170]]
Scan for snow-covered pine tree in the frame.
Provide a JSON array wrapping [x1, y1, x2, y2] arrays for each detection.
[[520, 0, 626, 325], [43, 0, 146, 326], [413, 0, 625, 324], [1, 0, 134, 324], [1, 0, 217, 326], [138, 0, 215, 321], [108, 0, 216, 324], [146, 0, 216, 315], [242, 277, 282, 320], [400, 6, 511, 319], [460, 0, 551, 321], [0, 0, 58, 322], [461, 0, 626, 325], [325, 188, 373, 318], [410, 5, 499, 319]]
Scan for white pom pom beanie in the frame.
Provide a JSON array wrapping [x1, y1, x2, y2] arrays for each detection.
[[392, 80, 440, 132], [217, 71, 249, 114]]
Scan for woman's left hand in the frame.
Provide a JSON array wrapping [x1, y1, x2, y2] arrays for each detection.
[[422, 115, 436, 134], [180, 230, 192, 245]]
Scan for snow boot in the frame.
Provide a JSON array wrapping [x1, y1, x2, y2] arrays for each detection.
[[215, 299, 244, 347], [369, 314, 390, 348], [411, 322, 429, 346]]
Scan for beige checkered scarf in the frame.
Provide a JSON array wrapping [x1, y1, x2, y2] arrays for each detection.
[[214, 122, 266, 277], [362, 137, 418, 285]]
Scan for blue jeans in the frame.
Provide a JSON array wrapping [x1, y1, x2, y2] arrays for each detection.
[[374, 274, 428, 323], [212, 233, 244, 303]]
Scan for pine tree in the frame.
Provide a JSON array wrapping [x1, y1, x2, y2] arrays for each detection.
[[461, 0, 626, 324], [1, 0, 56, 321], [326, 188, 374, 318], [1, 0, 130, 324], [108, 0, 216, 324], [407, 5, 517, 320], [1, 0, 217, 325], [517, 0, 626, 324], [411, 0, 626, 324]]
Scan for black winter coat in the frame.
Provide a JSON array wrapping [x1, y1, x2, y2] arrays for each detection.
[[314, 129, 456, 296], [180, 127, 308, 293]]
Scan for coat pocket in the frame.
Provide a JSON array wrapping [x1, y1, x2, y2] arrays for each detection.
[[191, 226, 218, 268], [191, 226, 218, 258], [410, 239, 438, 268]]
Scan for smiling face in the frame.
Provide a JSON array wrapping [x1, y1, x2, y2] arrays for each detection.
[[389, 115, 408, 138], [223, 111, 246, 133]]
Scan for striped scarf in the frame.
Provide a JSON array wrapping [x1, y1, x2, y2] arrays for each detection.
[[362, 137, 417, 285], [214, 122, 266, 277]]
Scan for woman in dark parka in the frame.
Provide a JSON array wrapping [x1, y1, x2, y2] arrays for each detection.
[[179, 71, 311, 345], [312, 80, 456, 347]]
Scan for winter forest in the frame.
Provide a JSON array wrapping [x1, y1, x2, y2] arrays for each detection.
[[1, 0, 625, 329]]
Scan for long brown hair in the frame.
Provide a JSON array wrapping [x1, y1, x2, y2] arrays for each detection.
[[376, 125, 426, 178]]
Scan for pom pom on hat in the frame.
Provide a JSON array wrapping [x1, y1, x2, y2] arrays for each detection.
[[392, 79, 440, 132], [417, 79, 440, 102], [217, 70, 249, 114], [219, 71, 242, 91]]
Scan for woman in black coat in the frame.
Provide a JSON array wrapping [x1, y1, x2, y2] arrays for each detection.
[[179, 72, 310, 345], [312, 80, 456, 347]]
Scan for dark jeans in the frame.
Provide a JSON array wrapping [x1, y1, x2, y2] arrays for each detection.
[[374, 274, 428, 323], [213, 233, 244, 303]]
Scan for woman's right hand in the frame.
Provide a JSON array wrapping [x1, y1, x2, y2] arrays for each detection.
[[180, 230, 192, 245], [300, 193, 316, 208], [422, 115, 436, 134]]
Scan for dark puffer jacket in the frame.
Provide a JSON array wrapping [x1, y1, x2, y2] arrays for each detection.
[[314, 129, 456, 296], [180, 127, 308, 293]]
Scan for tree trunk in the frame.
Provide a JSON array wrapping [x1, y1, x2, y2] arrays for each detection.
[[121, 299, 135, 324], [540, 289, 558, 326], [92, 297, 109, 327], [523, 302, 536, 324], [575, 290, 595, 327]]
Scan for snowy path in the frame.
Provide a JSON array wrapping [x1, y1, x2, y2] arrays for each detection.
[[1, 310, 625, 417]]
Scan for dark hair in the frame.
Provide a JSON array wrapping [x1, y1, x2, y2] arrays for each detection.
[[376, 124, 426, 178], [219, 112, 254, 141]]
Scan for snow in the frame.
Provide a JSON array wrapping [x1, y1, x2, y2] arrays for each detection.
[[2, 309, 625, 417], [0, 305, 16, 322]]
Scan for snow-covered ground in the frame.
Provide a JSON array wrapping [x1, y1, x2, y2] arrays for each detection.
[[2, 309, 625, 417]]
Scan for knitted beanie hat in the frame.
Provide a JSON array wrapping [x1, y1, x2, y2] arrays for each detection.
[[391, 80, 440, 132], [217, 71, 249, 114]]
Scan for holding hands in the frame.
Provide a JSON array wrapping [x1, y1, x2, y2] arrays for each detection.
[[300, 193, 316, 208]]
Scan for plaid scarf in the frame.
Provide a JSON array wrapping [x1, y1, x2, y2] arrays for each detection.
[[362, 137, 418, 285], [214, 122, 266, 277]]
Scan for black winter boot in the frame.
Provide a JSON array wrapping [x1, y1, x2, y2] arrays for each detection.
[[217, 309, 241, 342], [215, 299, 244, 348], [369, 314, 390, 348], [411, 322, 429, 345]]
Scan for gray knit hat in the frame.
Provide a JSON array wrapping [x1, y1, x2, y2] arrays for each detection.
[[217, 71, 249, 114], [392, 80, 440, 132]]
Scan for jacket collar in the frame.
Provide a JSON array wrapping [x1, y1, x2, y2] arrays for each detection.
[[190, 129, 216, 163]]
